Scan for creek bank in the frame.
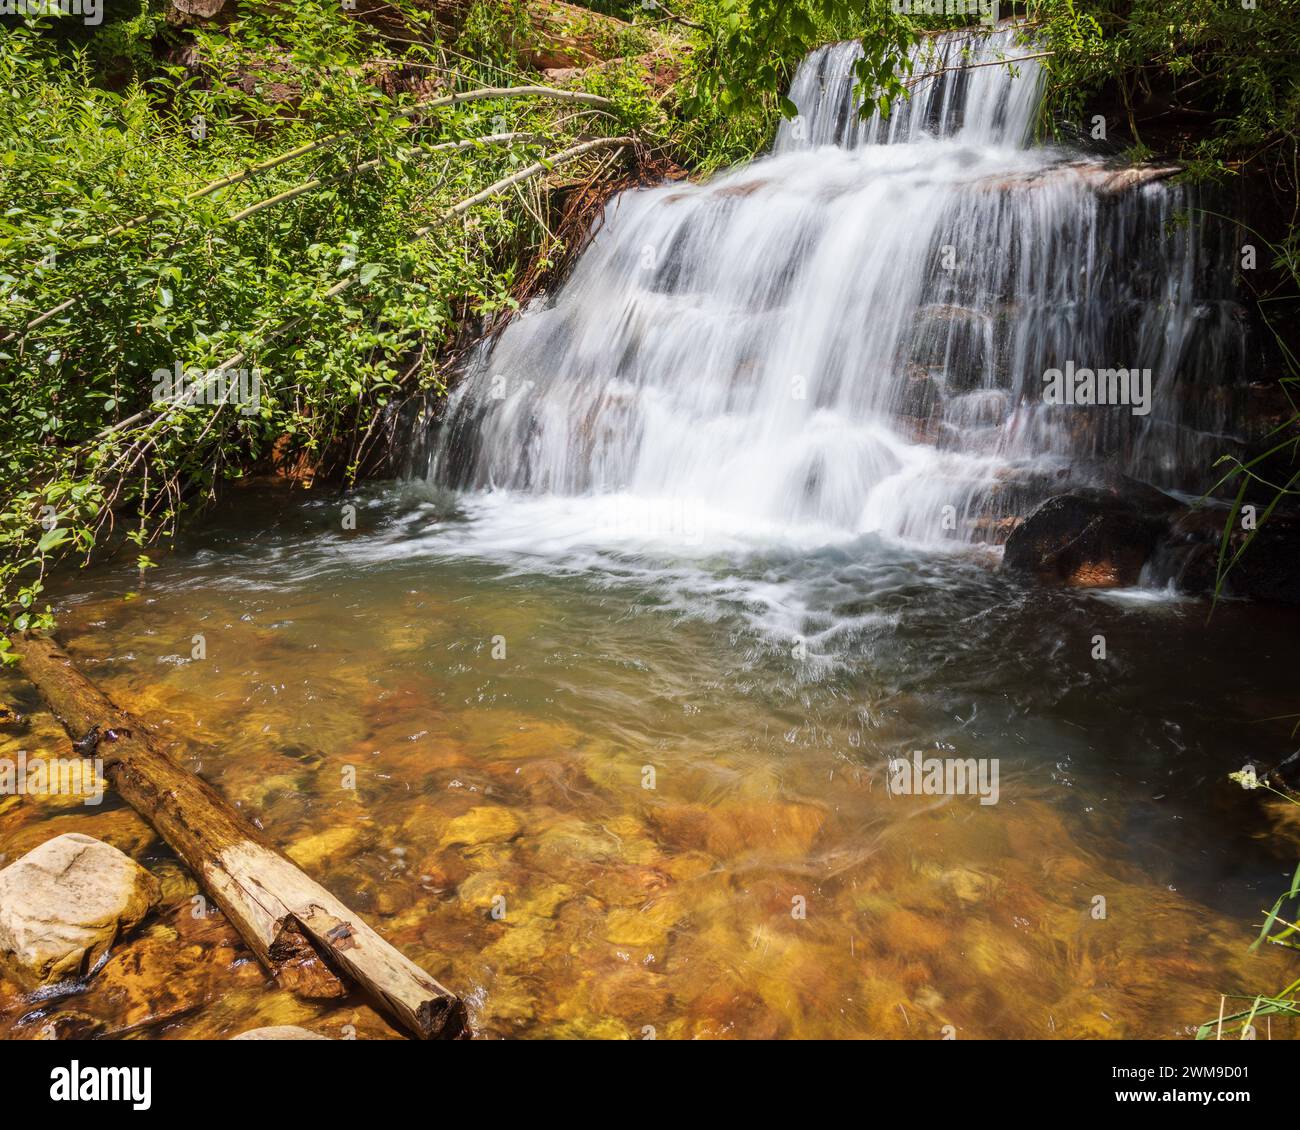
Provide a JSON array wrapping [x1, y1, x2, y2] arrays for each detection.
[[166, 0, 680, 101]]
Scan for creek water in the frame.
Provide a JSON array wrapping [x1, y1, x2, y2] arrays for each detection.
[[1, 27, 1297, 1039]]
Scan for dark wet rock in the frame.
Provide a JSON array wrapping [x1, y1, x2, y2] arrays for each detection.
[[1238, 388, 1300, 490], [0, 833, 161, 989], [898, 366, 942, 423], [1158, 506, 1300, 604], [1063, 462, 1183, 515], [908, 305, 994, 391], [1243, 380, 1297, 443], [1002, 489, 1170, 587]]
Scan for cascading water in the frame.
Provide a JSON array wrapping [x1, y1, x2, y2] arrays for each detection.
[[427, 25, 1250, 556]]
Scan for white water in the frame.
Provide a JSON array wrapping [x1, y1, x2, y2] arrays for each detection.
[[427, 26, 1247, 562]]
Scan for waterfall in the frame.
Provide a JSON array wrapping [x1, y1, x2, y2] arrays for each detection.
[[775, 28, 1046, 149], [427, 26, 1250, 552]]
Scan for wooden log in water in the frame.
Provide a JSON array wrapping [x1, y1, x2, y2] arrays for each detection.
[[11, 633, 468, 1041]]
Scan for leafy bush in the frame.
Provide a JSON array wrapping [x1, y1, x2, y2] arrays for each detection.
[[0, 3, 648, 657]]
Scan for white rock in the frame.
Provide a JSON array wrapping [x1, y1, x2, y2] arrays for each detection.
[[231, 1026, 333, 1040], [0, 832, 160, 988]]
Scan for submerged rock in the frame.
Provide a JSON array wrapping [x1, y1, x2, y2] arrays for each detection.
[[87, 910, 254, 1036], [647, 800, 826, 861], [0, 833, 161, 988], [231, 1025, 332, 1040], [10, 1009, 106, 1041], [439, 806, 523, 849], [1002, 489, 1170, 587], [285, 824, 365, 869]]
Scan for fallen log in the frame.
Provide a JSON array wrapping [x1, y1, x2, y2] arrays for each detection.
[[11, 634, 468, 1040]]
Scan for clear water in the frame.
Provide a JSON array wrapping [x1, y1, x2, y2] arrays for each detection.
[[1, 483, 1296, 1039]]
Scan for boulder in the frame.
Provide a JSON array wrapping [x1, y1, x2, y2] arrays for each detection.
[[0, 833, 161, 988], [1002, 489, 1170, 587], [439, 806, 522, 848], [169, 0, 227, 18], [231, 1026, 332, 1040]]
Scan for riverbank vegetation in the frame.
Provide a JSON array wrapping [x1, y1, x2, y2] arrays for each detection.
[[0, 1, 668, 653]]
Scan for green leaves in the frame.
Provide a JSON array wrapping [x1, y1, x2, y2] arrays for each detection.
[[0, 1, 640, 633], [35, 527, 70, 554], [681, 1, 919, 136]]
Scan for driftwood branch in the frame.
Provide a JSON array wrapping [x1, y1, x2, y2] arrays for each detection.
[[226, 131, 549, 224], [417, 134, 634, 234], [643, 0, 705, 31], [12, 634, 469, 1041], [904, 50, 1054, 89]]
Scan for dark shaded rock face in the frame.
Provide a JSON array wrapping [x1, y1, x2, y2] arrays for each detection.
[[1222, 514, 1300, 604], [1004, 479, 1300, 603], [1156, 508, 1300, 604], [1002, 489, 1171, 588]]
